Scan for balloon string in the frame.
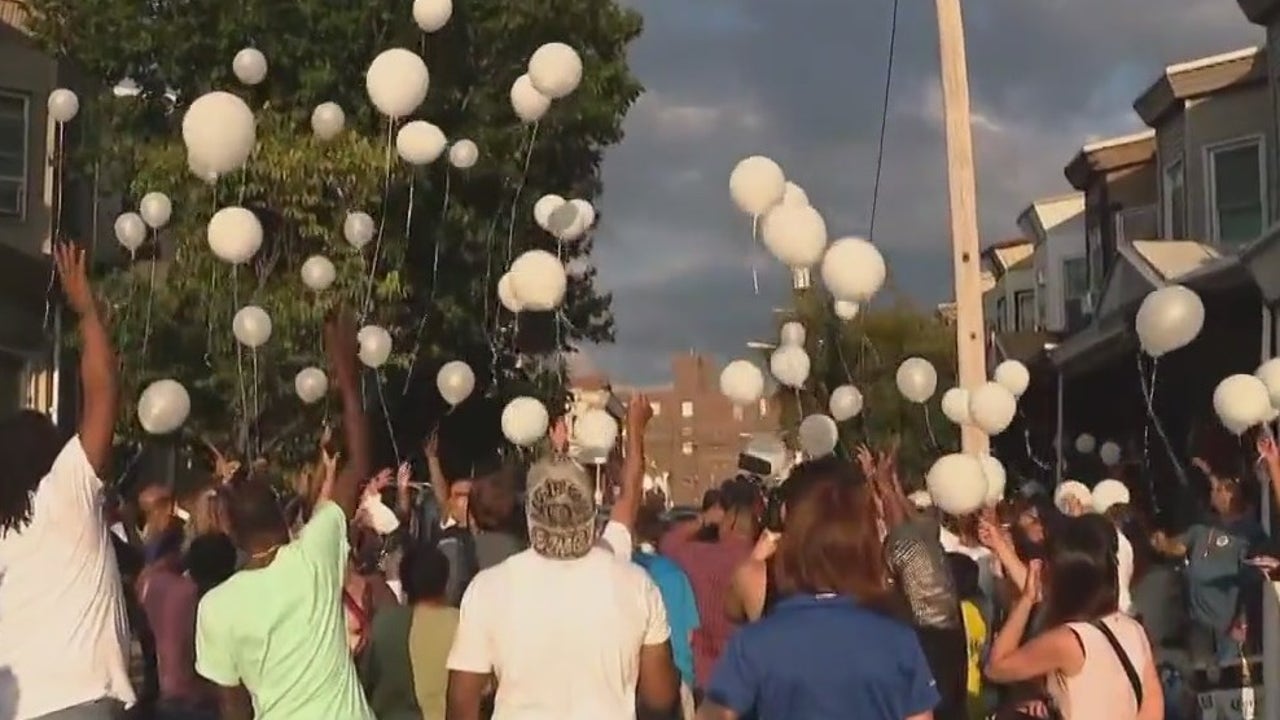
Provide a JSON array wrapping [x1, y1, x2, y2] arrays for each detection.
[[479, 211, 502, 329], [233, 266, 249, 456], [504, 121, 540, 265], [362, 119, 396, 321], [1136, 353, 1187, 512], [204, 183, 220, 367], [375, 370, 402, 464], [42, 122, 66, 330], [251, 347, 260, 460], [922, 404, 940, 452], [401, 172, 453, 396], [750, 215, 760, 295], [142, 229, 158, 356]]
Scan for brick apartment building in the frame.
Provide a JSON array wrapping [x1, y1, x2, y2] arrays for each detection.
[[571, 352, 781, 507]]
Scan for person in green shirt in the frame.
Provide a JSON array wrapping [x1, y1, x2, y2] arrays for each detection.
[[194, 310, 376, 720], [361, 542, 458, 719]]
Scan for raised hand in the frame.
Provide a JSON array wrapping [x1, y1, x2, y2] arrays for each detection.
[[54, 243, 96, 316], [203, 438, 241, 485], [395, 462, 411, 489], [1257, 433, 1279, 466], [626, 393, 653, 436], [549, 417, 570, 454]]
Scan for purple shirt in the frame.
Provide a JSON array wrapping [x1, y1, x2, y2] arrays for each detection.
[[139, 567, 207, 705]]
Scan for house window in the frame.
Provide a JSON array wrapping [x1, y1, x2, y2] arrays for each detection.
[[1063, 257, 1089, 328], [1014, 290, 1034, 331], [681, 441, 693, 455], [1163, 159, 1186, 238], [680, 400, 693, 418], [1207, 137, 1266, 248], [758, 398, 768, 417], [995, 297, 1006, 331], [1086, 223, 1103, 295], [0, 92, 29, 218], [733, 405, 744, 422], [649, 401, 661, 417], [1115, 204, 1158, 243]]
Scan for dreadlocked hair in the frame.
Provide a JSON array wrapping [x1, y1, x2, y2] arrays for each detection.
[[0, 410, 66, 535]]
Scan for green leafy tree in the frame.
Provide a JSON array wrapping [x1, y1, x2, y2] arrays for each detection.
[[778, 292, 959, 485], [28, 0, 641, 470]]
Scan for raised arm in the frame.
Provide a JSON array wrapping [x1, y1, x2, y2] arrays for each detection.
[[323, 309, 369, 518], [425, 432, 450, 519], [56, 244, 117, 475], [611, 393, 653, 532]]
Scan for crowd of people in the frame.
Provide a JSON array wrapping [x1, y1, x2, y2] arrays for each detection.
[[1, 245, 1278, 720]]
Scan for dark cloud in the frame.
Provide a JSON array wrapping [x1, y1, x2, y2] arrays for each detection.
[[591, 0, 1261, 383]]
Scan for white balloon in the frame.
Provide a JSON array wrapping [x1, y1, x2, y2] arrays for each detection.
[[821, 237, 887, 302], [1054, 481, 1093, 515], [719, 360, 765, 406], [941, 387, 970, 425], [497, 272, 523, 313], [1092, 479, 1131, 515], [528, 42, 583, 99], [436, 360, 476, 406], [994, 359, 1030, 398], [187, 153, 219, 184], [294, 367, 328, 404], [139, 192, 172, 229], [1098, 441, 1122, 466], [311, 102, 346, 140], [895, 357, 938, 404], [47, 88, 79, 123], [396, 121, 447, 165], [533, 194, 565, 230], [206, 206, 262, 264], [779, 321, 806, 347], [412, 0, 453, 32], [300, 255, 337, 291], [570, 199, 596, 231], [502, 396, 549, 446], [509, 250, 567, 311], [978, 455, 1006, 506], [729, 156, 786, 216], [828, 385, 864, 422], [968, 381, 1017, 435], [1135, 285, 1205, 358], [114, 212, 146, 254], [510, 74, 551, 123], [448, 139, 479, 169], [182, 91, 256, 175], [769, 345, 810, 389], [344, 211, 375, 250], [366, 48, 429, 118], [232, 48, 268, 85], [1074, 433, 1096, 454], [926, 454, 987, 516], [546, 202, 585, 241], [1213, 374, 1273, 435], [781, 181, 809, 207], [357, 325, 393, 369], [1255, 358, 1280, 408], [575, 409, 618, 454], [232, 305, 272, 348], [760, 204, 828, 268], [798, 414, 839, 458], [137, 379, 191, 435], [834, 300, 860, 321]]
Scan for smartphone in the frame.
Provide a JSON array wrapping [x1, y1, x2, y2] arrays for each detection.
[[605, 392, 627, 420], [737, 453, 773, 477]]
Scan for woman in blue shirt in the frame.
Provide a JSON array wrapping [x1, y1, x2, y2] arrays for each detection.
[[698, 460, 939, 720]]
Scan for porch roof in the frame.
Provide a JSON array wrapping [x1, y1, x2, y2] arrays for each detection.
[[1049, 240, 1232, 375]]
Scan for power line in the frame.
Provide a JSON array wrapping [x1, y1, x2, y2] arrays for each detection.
[[870, 0, 901, 240]]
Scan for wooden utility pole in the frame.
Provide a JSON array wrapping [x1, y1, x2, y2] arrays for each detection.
[[935, 0, 988, 455]]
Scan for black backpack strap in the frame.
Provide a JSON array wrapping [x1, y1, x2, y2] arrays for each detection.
[[1090, 619, 1143, 707]]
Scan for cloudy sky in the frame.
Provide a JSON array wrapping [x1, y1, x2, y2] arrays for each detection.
[[583, 0, 1262, 385]]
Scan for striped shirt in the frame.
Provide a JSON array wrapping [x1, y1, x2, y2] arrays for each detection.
[[660, 529, 751, 689]]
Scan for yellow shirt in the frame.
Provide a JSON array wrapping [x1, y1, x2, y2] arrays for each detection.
[[961, 599, 987, 720]]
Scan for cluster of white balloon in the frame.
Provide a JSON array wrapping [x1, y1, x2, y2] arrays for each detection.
[[1214, 361, 1280, 436], [496, 193, 597, 317], [1053, 477, 1130, 516], [899, 358, 1025, 516], [1070, 433, 1123, 466]]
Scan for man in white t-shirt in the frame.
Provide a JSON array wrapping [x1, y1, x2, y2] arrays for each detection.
[[0, 244, 135, 720], [446, 454, 679, 719]]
